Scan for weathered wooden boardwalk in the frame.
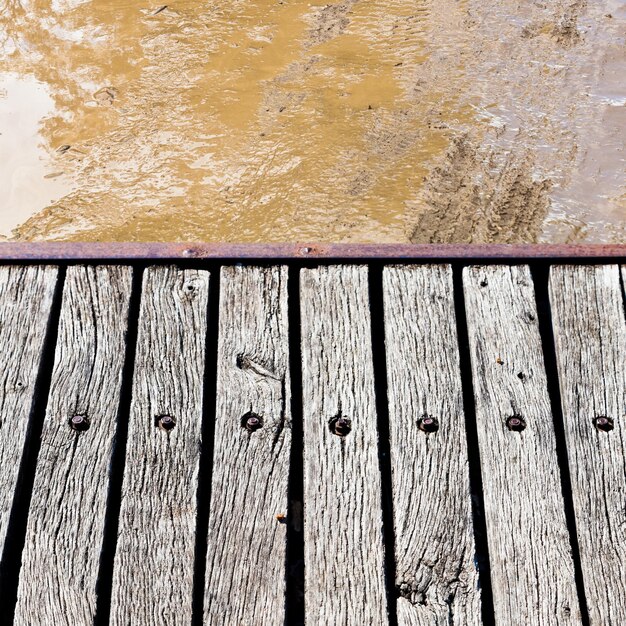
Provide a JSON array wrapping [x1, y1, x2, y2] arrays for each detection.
[[0, 258, 624, 625]]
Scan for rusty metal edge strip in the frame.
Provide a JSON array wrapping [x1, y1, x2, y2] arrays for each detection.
[[0, 242, 624, 261]]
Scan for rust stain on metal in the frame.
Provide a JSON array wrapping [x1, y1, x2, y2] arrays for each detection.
[[0, 242, 624, 261]]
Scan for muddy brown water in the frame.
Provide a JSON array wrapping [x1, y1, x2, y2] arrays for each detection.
[[1, 0, 624, 243]]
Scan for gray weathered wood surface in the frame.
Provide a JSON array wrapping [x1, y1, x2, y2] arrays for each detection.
[[110, 267, 209, 625], [383, 265, 481, 625], [300, 265, 388, 625], [550, 265, 626, 626], [463, 265, 581, 625], [14, 266, 132, 624], [0, 265, 58, 561], [7, 260, 626, 625], [204, 266, 291, 625]]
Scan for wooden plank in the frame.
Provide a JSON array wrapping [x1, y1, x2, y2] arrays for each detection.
[[549, 265, 626, 625], [204, 266, 291, 624], [300, 265, 388, 625], [0, 265, 58, 560], [383, 265, 481, 625], [463, 265, 581, 624], [110, 266, 209, 625], [14, 266, 132, 623]]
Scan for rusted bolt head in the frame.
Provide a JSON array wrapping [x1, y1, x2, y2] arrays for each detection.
[[418, 416, 439, 433], [157, 415, 176, 431], [69, 415, 90, 432], [241, 411, 263, 433], [506, 415, 526, 432], [329, 415, 352, 436], [593, 416, 614, 432]]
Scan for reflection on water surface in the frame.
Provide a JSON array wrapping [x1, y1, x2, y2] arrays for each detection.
[[0, 0, 624, 242], [0, 74, 72, 233]]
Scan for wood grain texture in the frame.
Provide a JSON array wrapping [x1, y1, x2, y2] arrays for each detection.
[[300, 265, 388, 625], [14, 266, 132, 624], [550, 265, 626, 626], [383, 265, 481, 625], [463, 265, 581, 625], [0, 265, 58, 560], [110, 266, 209, 625], [204, 266, 291, 625]]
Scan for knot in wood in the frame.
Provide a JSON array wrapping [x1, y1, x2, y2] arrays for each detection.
[[69, 414, 90, 432], [593, 416, 614, 432]]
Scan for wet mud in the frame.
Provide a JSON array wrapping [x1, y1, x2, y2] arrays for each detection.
[[409, 136, 552, 244], [0, 0, 624, 243]]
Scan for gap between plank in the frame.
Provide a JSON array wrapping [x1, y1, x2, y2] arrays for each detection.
[[93, 266, 143, 625], [191, 263, 221, 626], [530, 263, 591, 626], [368, 264, 399, 626], [285, 265, 305, 626], [619, 264, 626, 322], [451, 264, 496, 626], [0, 266, 66, 626]]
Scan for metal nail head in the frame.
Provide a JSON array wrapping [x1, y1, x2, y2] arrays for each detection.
[[418, 416, 439, 433], [594, 416, 614, 432], [506, 415, 526, 432], [329, 415, 352, 437], [242, 412, 263, 433], [158, 415, 176, 431], [69, 415, 90, 432], [334, 418, 352, 436]]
